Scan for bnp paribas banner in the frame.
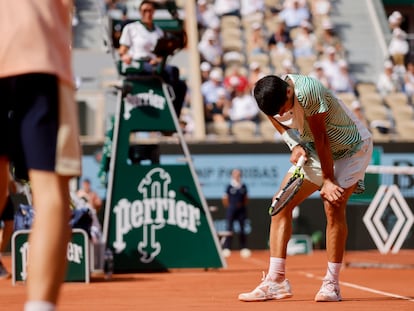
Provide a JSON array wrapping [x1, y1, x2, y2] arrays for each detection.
[[102, 76, 225, 272]]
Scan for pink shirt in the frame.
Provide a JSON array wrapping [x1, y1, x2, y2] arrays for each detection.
[[0, 0, 74, 85]]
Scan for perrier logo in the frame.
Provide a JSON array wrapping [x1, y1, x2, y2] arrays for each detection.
[[112, 168, 201, 263]]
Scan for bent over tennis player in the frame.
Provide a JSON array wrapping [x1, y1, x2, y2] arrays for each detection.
[[238, 74, 372, 302]]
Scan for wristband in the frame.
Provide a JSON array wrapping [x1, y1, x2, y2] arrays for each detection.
[[281, 129, 301, 150]]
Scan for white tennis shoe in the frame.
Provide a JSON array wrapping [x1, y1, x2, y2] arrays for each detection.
[[314, 279, 342, 302], [238, 273, 292, 302]]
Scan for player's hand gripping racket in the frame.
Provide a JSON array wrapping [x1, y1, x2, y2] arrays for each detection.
[[269, 155, 306, 216]]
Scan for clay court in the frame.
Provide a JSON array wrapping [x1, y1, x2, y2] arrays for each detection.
[[1, 249, 413, 311]]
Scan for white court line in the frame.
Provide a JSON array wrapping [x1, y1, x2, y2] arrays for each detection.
[[300, 272, 414, 302]]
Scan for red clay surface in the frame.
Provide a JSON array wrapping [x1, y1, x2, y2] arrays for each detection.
[[1, 249, 413, 311]]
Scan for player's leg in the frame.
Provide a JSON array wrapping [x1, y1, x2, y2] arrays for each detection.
[[238, 174, 319, 302], [314, 185, 355, 302], [26, 171, 72, 303]]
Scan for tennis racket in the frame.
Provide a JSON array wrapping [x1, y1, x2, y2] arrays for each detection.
[[269, 155, 306, 216]]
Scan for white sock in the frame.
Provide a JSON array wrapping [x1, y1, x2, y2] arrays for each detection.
[[325, 262, 342, 282], [24, 301, 55, 311], [267, 257, 285, 282]]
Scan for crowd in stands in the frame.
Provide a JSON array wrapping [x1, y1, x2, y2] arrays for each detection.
[[101, 0, 413, 142]]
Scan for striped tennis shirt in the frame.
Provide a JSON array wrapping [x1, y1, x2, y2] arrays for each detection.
[[287, 74, 371, 160]]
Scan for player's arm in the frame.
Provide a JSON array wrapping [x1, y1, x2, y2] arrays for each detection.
[[307, 112, 344, 205], [267, 115, 306, 163]]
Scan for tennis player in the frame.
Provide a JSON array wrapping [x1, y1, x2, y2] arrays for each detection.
[[238, 74, 372, 302], [0, 1, 81, 311]]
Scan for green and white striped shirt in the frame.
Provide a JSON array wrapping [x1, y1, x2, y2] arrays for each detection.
[[287, 74, 371, 160]]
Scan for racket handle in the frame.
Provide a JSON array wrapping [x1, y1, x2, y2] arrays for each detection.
[[296, 155, 306, 168]]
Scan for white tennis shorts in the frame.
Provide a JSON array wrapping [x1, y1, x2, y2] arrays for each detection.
[[288, 138, 373, 189]]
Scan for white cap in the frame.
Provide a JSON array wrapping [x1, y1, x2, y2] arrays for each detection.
[[351, 100, 361, 110], [322, 19, 333, 30], [249, 61, 260, 70], [229, 76, 240, 86], [313, 61, 323, 69], [252, 22, 262, 30], [209, 68, 223, 81], [197, 0, 207, 5], [300, 20, 312, 30], [384, 60, 393, 69], [338, 59, 348, 68], [200, 61, 211, 72], [282, 58, 293, 68], [217, 87, 227, 97], [326, 46, 336, 54]]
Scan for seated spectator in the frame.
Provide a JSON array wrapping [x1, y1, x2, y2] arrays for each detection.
[[248, 62, 266, 90], [277, 58, 298, 76], [205, 87, 231, 124], [77, 178, 102, 213], [293, 20, 316, 58], [224, 66, 249, 96], [247, 22, 267, 55], [315, 19, 345, 58], [118, 0, 187, 117], [241, 0, 265, 23], [330, 60, 357, 94], [214, 0, 241, 17], [309, 61, 331, 89], [200, 61, 212, 83], [319, 46, 342, 86], [310, 0, 331, 24], [403, 61, 414, 104], [388, 10, 404, 32], [201, 67, 225, 120], [196, 0, 220, 31], [278, 0, 310, 32], [228, 81, 260, 133], [267, 20, 293, 55], [388, 27, 409, 67], [198, 29, 223, 67], [376, 60, 403, 97]]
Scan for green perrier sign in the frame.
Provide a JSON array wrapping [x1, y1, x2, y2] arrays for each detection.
[[12, 229, 90, 284], [102, 74, 225, 272]]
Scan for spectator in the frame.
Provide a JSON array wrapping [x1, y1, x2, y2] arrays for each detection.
[[200, 61, 212, 83], [228, 80, 260, 133], [201, 67, 225, 117], [224, 66, 249, 95], [293, 20, 316, 58], [198, 29, 223, 67], [205, 87, 231, 124], [315, 19, 344, 58], [388, 28, 409, 67], [222, 169, 250, 258], [320, 46, 342, 87], [196, 0, 220, 31], [388, 10, 403, 32], [278, 0, 310, 32], [118, 0, 187, 117], [241, 0, 265, 23], [267, 20, 293, 56], [248, 62, 267, 90], [310, 0, 331, 24], [376, 60, 403, 97], [309, 61, 331, 89], [403, 61, 414, 104], [247, 22, 267, 56], [350, 100, 369, 128], [330, 60, 357, 94], [214, 0, 241, 18], [77, 178, 102, 213]]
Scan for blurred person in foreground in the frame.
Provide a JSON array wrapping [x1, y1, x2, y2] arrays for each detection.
[[238, 74, 372, 302], [0, 1, 82, 311]]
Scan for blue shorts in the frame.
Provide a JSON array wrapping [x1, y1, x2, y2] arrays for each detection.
[[0, 73, 81, 180]]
